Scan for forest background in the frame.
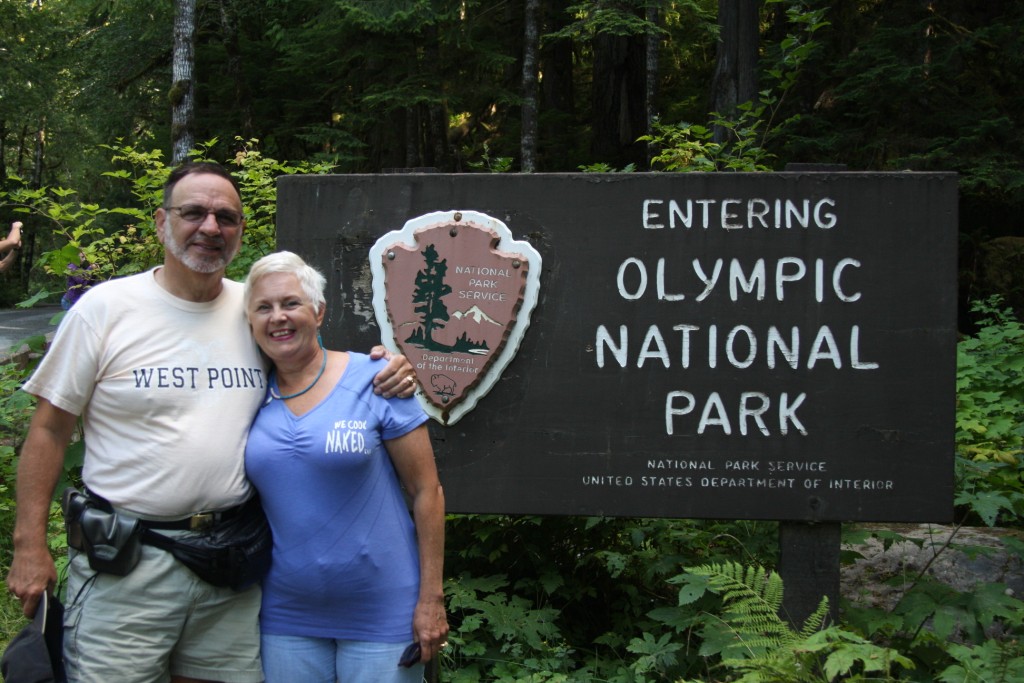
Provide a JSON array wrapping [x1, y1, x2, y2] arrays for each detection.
[[1, 1, 1024, 681]]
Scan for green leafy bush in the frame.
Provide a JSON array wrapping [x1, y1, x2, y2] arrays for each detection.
[[954, 297, 1024, 525], [2, 137, 334, 301], [0, 360, 39, 551], [956, 298, 1024, 463]]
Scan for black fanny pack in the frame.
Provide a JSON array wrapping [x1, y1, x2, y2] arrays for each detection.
[[63, 488, 272, 591], [142, 495, 272, 591]]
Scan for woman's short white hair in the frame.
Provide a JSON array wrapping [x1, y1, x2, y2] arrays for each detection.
[[244, 251, 326, 313]]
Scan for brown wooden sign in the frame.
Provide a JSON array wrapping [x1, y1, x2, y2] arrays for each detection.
[[277, 172, 958, 523]]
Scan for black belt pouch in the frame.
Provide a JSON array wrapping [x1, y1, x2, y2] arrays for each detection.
[[63, 488, 143, 576]]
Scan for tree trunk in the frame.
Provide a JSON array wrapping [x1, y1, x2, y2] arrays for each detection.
[[591, 29, 647, 168], [0, 120, 6, 183], [218, 0, 252, 139], [31, 122, 44, 189], [520, 0, 540, 172], [424, 25, 449, 170], [17, 124, 30, 176], [710, 0, 760, 143], [405, 107, 419, 168], [20, 121, 45, 281], [428, 102, 448, 170], [645, 3, 661, 167], [538, 0, 574, 170], [171, 0, 196, 165]]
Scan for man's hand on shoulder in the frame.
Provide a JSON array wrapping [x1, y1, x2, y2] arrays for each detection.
[[370, 345, 417, 399]]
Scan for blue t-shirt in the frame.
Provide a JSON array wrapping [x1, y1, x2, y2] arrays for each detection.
[[245, 353, 429, 640]]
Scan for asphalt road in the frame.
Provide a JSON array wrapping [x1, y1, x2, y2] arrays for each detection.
[[0, 305, 62, 358]]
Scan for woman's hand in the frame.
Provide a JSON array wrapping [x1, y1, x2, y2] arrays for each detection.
[[412, 593, 449, 662]]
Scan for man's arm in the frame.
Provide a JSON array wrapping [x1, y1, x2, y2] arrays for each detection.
[[6, 398, 78, 616], [369, 345, 417, 399]]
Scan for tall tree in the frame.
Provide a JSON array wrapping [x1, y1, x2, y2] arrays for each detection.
[[216, 0, 253, 140], [171, 0, 197, 164], [521, 0, 540, 172], [709, 0, 760, 143], [644, 1, 661, 166], [423, 21, 451, 170], [538, 0, 576, 170], [0, 0, 54, 182], [561, 1, 652, 168]]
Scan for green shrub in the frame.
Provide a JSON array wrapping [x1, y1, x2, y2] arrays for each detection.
[[954, 297, 1024, 525]]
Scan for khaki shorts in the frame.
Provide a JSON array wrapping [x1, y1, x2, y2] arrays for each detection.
[[63, 538, 263, 683]]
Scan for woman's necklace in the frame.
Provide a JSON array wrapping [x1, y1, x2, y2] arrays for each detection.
[[268, 347, 327, 401]]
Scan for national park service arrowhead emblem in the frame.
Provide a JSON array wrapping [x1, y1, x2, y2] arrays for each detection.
[[370, 211, 542, 425]]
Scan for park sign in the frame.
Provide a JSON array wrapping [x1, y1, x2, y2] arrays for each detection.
[[277, 172, 957, 523], [368, 210, 543, 426]]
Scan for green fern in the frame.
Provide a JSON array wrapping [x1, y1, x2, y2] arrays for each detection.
[[939, 640, 1024, 683], [676, 562, 912, 682], [687, 562, 826, 657]]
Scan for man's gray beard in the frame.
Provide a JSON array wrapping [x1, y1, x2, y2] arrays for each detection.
[[166, 234, 237, 274]]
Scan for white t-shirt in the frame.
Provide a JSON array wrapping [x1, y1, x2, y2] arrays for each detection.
[[23, 268, 268, 517]]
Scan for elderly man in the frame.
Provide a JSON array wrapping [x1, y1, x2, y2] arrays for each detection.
[[6, 162, 415, 683]]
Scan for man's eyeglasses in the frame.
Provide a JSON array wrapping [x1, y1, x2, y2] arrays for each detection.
[[167, 205, 245, 228]]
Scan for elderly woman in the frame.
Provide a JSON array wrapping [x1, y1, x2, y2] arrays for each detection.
[[242, 251, 448, 682]]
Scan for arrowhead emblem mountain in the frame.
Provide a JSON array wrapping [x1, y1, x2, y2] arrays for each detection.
[[452, 305, 502, 326]]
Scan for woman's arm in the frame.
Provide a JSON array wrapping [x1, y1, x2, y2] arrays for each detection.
[[386, 425, 449, 662]]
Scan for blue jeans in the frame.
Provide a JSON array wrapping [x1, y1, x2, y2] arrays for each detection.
[[261, 633, 424, 683]]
